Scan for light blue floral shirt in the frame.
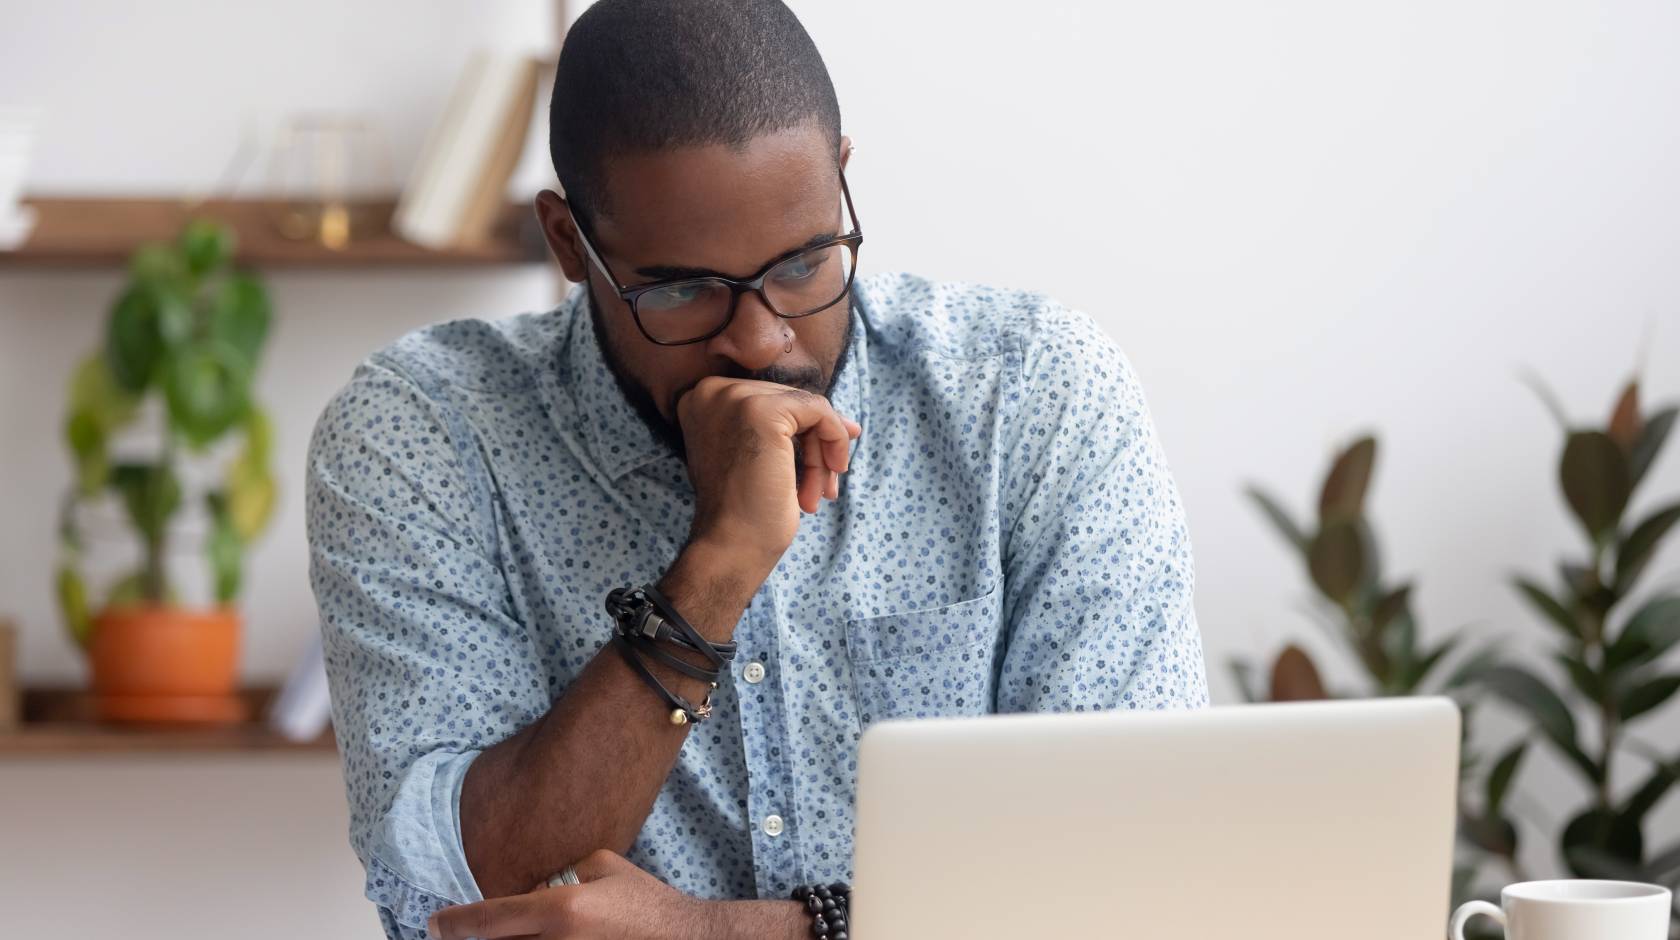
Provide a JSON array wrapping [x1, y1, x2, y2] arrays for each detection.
[[305, 271, 1207, 939]]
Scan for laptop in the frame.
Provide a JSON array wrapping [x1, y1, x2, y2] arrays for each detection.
[[851, 697, 1460, 939]]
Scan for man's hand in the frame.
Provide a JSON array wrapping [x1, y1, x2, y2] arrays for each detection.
[[676, 376, 861, 571], [427, 849, 806, 940]]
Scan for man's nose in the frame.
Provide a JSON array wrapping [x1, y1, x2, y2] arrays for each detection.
[[706, 289, 787, 373]]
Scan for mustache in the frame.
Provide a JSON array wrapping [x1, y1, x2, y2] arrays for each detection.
[[667, 362, 829, 416]]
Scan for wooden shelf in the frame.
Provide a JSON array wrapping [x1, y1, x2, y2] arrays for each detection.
[[1, 685, 337, 756], [0, 196, 550, 269]]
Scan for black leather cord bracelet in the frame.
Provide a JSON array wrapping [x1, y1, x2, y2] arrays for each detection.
[[606, 585, 738, 665], [792, 882, 851, 939], [606, 584, 737, 726], [611, 634, 717, 725]]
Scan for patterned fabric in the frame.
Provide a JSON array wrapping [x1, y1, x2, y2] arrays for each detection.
[[305, 271, 1208, 938]]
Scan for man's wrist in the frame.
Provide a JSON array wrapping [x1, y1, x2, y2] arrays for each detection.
[[657, 538, 774, 643], [701, 899, 809, 940]]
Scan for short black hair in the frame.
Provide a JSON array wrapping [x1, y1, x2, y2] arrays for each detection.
[[549, 0, 842, 226]]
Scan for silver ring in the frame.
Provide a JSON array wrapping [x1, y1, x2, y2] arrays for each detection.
[[545, 864, 581, 888]]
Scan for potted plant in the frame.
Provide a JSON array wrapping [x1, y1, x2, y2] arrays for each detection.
[[55, 218, 277, 724], [1236, 435, 1516, 904], [1484, 375, 1680, 915]]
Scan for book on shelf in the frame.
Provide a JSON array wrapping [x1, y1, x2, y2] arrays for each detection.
[[395, 50, 542, 250], [266, 634, 332, 743]]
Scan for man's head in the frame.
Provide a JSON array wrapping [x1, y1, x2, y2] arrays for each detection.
[[536, 0, 856, 455]]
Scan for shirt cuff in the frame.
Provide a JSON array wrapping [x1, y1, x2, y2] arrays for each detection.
[[363, 748, 486, 929]]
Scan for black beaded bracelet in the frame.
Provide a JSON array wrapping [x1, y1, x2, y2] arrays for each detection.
[[792, 882, 851, 939]]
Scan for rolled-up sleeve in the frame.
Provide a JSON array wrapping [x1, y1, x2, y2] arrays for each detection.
[[306, 356, 549, 937], [994, 305, 1208, 713]]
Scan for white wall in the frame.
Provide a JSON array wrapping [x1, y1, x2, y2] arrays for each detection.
[[2, 1, 1678, 936]]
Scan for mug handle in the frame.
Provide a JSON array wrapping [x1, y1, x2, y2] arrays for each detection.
[[1450, 900, 1506, 939]]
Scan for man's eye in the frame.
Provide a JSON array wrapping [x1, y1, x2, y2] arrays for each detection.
[[644, 284, 705, 310], [774, 251, 826, 282]]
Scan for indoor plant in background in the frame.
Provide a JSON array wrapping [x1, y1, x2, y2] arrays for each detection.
[[1235, 436, 1519, 902], [55, 219, 277, 724], [1483, 375, 1680, 917]]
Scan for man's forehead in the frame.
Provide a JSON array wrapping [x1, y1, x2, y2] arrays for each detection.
[[591, 127, 838, 278]]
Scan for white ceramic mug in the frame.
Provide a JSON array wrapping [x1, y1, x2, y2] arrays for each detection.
[[1450, 879, 1672, 940]]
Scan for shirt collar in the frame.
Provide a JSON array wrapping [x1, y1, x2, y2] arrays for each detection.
[[558, 282, 873, 484]]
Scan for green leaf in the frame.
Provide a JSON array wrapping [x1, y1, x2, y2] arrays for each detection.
[[110, 463, 181, 547], [1442, 639, 1504, 690], [1562, 808, 1645, 879], [1556, 652, 1604, 701], [64, 411, 107, 495], [1621, 756, 1679, 832], [1372, 584, 1412, 632], [1619, 674, 1680, 723], [163, 340, 251, 447], [1404, 634, 1457, 691], [179, 218, 235, 276], [226, 462, 276, 541], [1607, 597, 1680, 673], [1486, 742, 1527, 814], [55, 565, 91, 648], [1616, 503, 1680, 594], [1480, 664, 1598, 783], [1319, 436, 1377, 522], [127, 240, 185, 287], [1567, 845, 1648, 881], [1608, 380, 1642, 453], [1558, 561, 1594, 596], [208, 271, 271, 365], [1268, 644, 1329, 701], [1459, 810, 1518, 857], [1309, 518, 1365, 603], [1631, 407, 1676, 490], [1560, 431, 1632, 542], [205, 490, 244, 603], [1514, 577, 1581, 640], [224, 405, 277, 540], [105, 569, 177, 608], [242, 405, 274, 465], [105, 285, 166, 392], [1245, 486, 1309, 556], [68, 353, 140, 430], [1520, 369, 1571, 429]]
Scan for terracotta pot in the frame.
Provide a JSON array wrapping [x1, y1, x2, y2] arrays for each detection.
[[89, 605, 247, 724]]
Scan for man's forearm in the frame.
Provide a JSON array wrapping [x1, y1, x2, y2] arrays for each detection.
[[708, 900, 811, 940], [459, 540, 767, 898]]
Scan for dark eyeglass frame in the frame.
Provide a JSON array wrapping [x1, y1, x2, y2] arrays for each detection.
[[569, 168, 864, 346]]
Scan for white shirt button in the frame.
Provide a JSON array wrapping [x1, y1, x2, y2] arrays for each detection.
[[743, 661, 766, 684], [763, 814, 784, 837]]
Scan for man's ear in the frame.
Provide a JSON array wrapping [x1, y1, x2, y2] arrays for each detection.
[[534, 189, 588, 283], [839, 135, 853, 172]]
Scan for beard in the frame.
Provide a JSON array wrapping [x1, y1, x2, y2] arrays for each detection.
[[585, 282, 856, 461]]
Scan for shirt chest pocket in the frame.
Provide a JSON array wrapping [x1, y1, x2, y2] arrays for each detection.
[[844, 585, 1003, 728]]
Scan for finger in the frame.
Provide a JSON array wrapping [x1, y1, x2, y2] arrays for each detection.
[[429, 891, 557, 940], [802, 431, 833, 511], [714, 381, 855, 472], [826, 469, 839, 501], [751, 390, 850, 465]]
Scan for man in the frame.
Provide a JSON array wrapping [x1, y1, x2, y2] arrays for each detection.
[[306, 1, 1206, 937]]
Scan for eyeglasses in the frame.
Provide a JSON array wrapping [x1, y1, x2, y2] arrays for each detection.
[[569, 168, 863, 346]]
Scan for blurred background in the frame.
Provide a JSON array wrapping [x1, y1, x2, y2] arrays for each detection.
[[1, 1, 1676, 936]]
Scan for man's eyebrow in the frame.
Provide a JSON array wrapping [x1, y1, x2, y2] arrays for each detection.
[[633, 230, 838, 281]]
